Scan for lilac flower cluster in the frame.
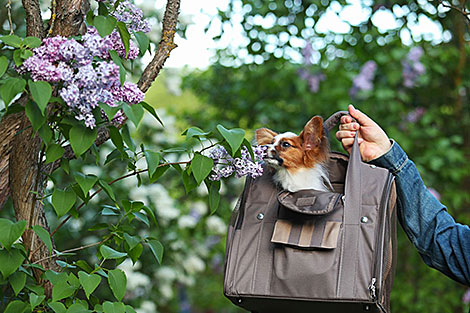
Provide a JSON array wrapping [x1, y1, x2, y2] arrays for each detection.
[[97, 0, 151, 33], [402, 47, 425, 88], [406, 107, 426, 123], [208, 145, 267, 181], [298, 69, 325, 93], [349, 60, 377, 98], [298, 41, 326, 93], [19, 28, 144, 128]]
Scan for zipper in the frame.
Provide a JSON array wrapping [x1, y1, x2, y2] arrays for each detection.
[[371, 173, 395, 301]]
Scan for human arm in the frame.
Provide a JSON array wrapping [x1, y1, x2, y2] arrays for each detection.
[[337, 105, 470, 286]]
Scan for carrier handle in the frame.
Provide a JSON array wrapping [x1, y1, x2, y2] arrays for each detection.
[[323, 110, 357, 133]]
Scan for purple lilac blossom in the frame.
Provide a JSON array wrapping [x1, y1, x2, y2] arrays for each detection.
[[98, 0, 151, 33], [406, 107, 426, 123], [301, 42, 314, 66], [463, 289, 470, 304], [19, 29, 144, 129], [208, 145, 266, 181], [402, 47, 425, 88], [349, 60, 377, 97]]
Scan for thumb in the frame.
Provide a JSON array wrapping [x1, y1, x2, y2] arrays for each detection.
[[348, 104, 375, 127]]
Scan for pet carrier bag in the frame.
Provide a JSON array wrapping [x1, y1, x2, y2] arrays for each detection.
[[223, 111, 397, 313]]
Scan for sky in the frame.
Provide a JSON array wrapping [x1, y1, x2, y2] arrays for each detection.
[[146, 0, 451, 69]]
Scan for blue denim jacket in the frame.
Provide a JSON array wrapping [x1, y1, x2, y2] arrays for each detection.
[[370, 141, 470, 286]]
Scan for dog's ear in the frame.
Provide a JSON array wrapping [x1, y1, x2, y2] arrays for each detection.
[[300, 116, 325, 151], [255, 128, 278, 145]]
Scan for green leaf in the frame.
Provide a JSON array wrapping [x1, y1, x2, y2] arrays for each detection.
[[32, 225, 52, 253], [30, 293, 45, 310], [52, 281, 76, 302], [103, 301, 125, 313], [124, 234, 140, 250], [147, 240, 164, 264], [133, 31, 150, 56], [109, 126, 124, 153], [108, 50, 126, 85], [128, 243, 143, 264], [121, 125, 136, 152], [140, 101, 163, 126], [0, 77, 26, 106], [0, 35, 22, 47], [48, 302, 67, 313], [150, 164, 169, 183], [182, 168, 198, 193], [78, 271, 101, 299], [94, 15, 117, 37], [39, 124, 53, 147], [0, 248, 25, 278], [9, 271, 26, 296], [4, 300, 30, 313], [122, 103, 144, 128], [98, 179, 116, 201], [108, 269, 127, 301], [133, 212, 149, 227], [100, 245, 127, 260], [28, 80, 52, 114], [51, 188, 76, 217], [190, 153, 214, 185], [69, 125, 98, 157], [25, 101, 46, 132], [66, 303, 91, 313], [23, 36, 42, 49], [45, 144, 65, 164], [0, 218, 26, 250], [74, 173, 99, 195], [125, 305, 137, 313], [183, 127, 210, 140], [207, 180, 221, 214], [98, 1, 109, 15], [216, 125, 245, 156], [0, 56, 8, 78], [116, 22, 130, 58], [75, 260, 93, 273], [100, 101, 121, 120], [144, 151, 161, 177], [13, 49, 22, 66], [45, 270, 68, 285]]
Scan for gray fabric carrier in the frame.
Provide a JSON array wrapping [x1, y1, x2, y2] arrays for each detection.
[[223, 112, 397, 313]]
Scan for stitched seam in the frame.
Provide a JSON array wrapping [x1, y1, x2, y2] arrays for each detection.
[[392, 156, 409, 175]]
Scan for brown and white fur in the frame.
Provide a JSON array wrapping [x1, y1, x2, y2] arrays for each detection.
[[256, 116, 331, 192]]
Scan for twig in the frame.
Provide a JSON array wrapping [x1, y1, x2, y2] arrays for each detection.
[[137, 0, 181, 93], [47, 0, 57, 37], [436, 0, 470, 23], [6, 0, 14, 35], [32, 237, 109, 265], [49, 161, 190, 237]]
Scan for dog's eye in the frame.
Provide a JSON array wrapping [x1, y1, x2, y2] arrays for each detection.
[[281, 141, 291, 148]]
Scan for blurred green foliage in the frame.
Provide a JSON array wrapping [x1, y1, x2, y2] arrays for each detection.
[[182, 0, 470, 312]]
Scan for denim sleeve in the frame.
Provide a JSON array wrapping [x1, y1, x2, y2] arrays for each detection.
[[370, 141, 470, 286]]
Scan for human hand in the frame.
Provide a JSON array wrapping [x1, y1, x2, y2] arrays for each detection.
[[335, 105, 391, 162]]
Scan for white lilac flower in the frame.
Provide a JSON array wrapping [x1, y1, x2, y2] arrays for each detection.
[[183, 255, 206, 274], [206, 215, 227, 234]]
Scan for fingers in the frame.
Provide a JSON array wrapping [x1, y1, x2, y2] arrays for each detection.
[[348, 104, 375, 127], [339, 122, 359, 131], [335, 130, 356, 141]]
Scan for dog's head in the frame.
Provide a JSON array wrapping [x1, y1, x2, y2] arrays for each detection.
[[255, 116, 329, 173]]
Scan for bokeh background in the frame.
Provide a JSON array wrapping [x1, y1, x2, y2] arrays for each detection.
[[2, 0, 469, 312]]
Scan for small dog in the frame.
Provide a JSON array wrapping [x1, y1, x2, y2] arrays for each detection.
[[256, 116, 331, 192]]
